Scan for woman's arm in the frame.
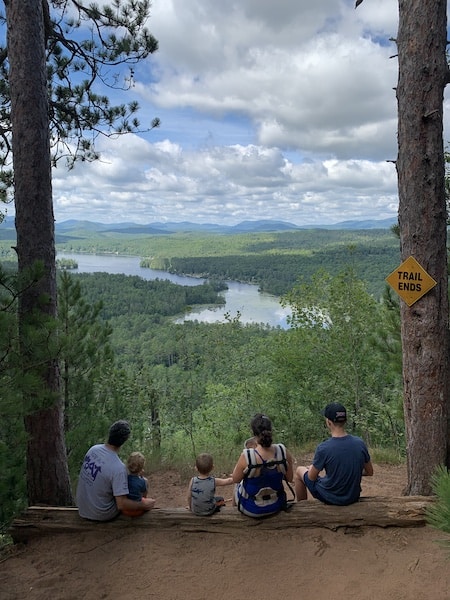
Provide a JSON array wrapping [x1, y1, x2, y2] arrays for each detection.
[[285, 449, 295, 482], [232, 452, 247, 484], [215, 476, 233, 486]]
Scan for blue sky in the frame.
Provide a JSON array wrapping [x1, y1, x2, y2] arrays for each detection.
[[12, 1, 450, 226]]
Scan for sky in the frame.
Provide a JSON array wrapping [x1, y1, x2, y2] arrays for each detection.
[[11, 1, 450, 226]]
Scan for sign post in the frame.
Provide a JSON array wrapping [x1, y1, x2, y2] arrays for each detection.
[[386, 256, 437, 307]]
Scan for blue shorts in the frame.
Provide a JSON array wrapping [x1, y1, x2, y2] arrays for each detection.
[[303, 472, 330, 504]]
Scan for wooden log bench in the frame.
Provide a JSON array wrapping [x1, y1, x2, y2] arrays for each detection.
[[9, 496, 434, 543]]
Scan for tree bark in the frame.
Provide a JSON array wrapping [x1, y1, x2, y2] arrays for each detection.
[[6, 0, 73, 504], [9, 497, 434, 543], [396, 0, 449, 494]]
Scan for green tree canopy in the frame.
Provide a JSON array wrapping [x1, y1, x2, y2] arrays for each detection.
[[0, 0, 160, 205]]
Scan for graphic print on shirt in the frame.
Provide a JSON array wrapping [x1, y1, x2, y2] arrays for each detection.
[[83, 453, 102, 481]]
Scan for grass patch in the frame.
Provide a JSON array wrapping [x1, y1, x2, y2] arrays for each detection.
[[369, 446, 405, 465], [0, 534, 15, 561]]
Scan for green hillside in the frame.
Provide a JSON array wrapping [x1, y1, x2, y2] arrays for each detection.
[[0, 226, 400, 298]]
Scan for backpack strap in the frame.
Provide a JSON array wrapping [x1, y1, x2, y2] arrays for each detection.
[[243, 448, 257, 476], [243, 444, 288, 478], [276, 443, 295, 503], [270, 443, 288, 474], [276, 443, 287, 469]]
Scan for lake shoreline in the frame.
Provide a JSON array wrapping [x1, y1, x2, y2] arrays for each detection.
[[56, 252, 291, 328]]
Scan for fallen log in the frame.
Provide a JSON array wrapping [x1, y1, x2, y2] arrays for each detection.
[[9, 496, 434, 543]]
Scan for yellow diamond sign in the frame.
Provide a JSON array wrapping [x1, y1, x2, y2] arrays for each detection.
[[386, 256, 437, 307]]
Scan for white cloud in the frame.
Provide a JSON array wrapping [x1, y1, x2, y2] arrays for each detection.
[[52, 133, 398, 225], [40, 1, 450, 225]]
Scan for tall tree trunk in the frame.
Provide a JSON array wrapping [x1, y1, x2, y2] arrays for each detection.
[[6, 0, 73, 505], [396, 0, 449, 494]]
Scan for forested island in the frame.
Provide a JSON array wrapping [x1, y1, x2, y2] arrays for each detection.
[[56, 258, 78, 270], [51, 226, 400, 298], [1, 223, 401, 298]]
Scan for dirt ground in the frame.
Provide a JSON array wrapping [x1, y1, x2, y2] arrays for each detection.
[[1, 463, 449, 600]]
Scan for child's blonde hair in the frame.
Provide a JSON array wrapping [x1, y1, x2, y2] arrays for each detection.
[[127, 451, 145, 474]]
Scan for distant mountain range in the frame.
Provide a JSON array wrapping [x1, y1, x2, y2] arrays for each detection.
[[1, 216, 397, 235]]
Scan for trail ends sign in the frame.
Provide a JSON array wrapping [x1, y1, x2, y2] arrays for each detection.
[[386, 256, 437, 307]]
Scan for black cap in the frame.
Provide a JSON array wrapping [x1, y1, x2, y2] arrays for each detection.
[[321, 403, 347, 423]]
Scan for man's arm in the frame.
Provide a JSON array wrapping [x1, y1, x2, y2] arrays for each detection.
[[115, 495, 155, 512], [306, 464, 320, 482], [143, 476, 148, 498], [362, 461, 374, 476]]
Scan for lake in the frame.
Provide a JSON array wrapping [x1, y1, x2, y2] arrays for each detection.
[[57, 252, 291, 328]]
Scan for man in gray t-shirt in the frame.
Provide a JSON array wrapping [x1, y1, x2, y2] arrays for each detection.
[[76, 420, 156, 521]]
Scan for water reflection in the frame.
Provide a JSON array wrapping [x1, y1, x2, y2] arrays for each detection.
[[177, 281, 290, 328]]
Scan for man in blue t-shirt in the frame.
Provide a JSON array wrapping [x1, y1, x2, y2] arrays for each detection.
[[294, 403, 374, 506]]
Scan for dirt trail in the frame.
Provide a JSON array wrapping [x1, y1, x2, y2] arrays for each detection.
[[1, 464, 449, 600]]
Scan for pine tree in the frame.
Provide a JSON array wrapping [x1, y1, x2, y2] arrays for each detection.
[[426, 465, 450, 550], [57, 271, 114, 477], [2, 1, 159, 506]]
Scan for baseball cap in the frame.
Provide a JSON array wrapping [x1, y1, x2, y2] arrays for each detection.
[[321, 402, 347, 423]]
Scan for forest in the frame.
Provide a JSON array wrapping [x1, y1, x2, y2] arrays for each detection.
[[0, 228, 405, 529], [0, 225, 401, 298], [59, 227, 400, 298]]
